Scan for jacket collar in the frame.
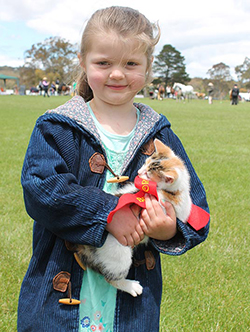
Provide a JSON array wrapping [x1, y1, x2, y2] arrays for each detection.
[[46, 96, 170, 174]]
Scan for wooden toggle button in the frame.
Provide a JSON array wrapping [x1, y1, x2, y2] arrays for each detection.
[[53, 271, 81, 306], [59, 298, 81, 305], [107, 176, 129, 183], [74, 252, 86, 270]]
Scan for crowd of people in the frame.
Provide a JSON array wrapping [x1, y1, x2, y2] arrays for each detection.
[[148, 84, 175, 100], [147, 82, 244, 105], [35, 77, 77, 97]]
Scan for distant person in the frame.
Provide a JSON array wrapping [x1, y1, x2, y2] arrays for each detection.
[[38, 80, 43, 95], [166, 85, 171, 98], [231, 84, 239, 105], [208, 82, 214, 104], [71, 81, 77, 96], [55, 78, 60, 95], [157, 84, 165, 100], [176, 88, 182, 102], [50, 81, 56, 95], [149, 83, 154, 99], [42, 77, 50, 97]]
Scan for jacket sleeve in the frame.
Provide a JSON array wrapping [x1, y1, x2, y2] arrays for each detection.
[[150, 125, 210, 255], [21, 116, 119, 247]]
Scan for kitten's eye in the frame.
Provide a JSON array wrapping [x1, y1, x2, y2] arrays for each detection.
[[151, 161, 160, 167], [148, 161, 164, 171]]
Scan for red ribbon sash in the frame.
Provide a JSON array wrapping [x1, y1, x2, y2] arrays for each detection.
[[187, 204, 210, 230], [134, 175, 158, 199], [107, 176, 158, 223], [107, 176, 210, 230]]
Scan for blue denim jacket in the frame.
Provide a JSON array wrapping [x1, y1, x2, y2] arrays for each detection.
[[18, 97, 209, 331]]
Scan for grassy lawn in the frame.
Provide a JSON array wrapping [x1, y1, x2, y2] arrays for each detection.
[[0, 96, 249, 331]]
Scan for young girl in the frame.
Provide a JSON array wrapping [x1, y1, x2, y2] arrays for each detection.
[[42, 77, 50, 97], [18, 6, 209, 332]]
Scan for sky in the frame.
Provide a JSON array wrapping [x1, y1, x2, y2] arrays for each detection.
[[0, 0, 250, 79]]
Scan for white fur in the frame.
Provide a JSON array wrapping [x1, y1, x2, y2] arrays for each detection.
[[96, 233, 132, 274], [115, 182, 137, 195], [158, 167, 192, 222], [95, 234, 143, 296]]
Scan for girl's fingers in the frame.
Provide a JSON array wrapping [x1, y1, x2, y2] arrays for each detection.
[[135, 223, 145, 241], [121, 236, 128, 246], [139, 217, 149, 233], [126, 234, 135, 247], [130, 204, 141, 219], [144, 194, 159, 220], [132, 231, 142, 246], [160, 200, 176, 220]]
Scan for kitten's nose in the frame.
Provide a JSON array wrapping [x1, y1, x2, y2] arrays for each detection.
[[138, 167, 149, 179], [138, 167, 144, 175]]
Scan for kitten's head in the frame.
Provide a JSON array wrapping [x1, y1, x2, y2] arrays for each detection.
[[138, 139, 186, 189]]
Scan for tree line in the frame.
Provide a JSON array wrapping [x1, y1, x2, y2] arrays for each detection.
[[1, 37, 250, 98]]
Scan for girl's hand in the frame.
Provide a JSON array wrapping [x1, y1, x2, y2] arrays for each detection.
[[139, 194, 177, 240], [106, 205, 144, 247]]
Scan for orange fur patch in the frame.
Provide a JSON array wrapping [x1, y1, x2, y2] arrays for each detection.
[[161, 189, 182, 205], [161, 157, 184, 170], [154, 139, 173, 157]]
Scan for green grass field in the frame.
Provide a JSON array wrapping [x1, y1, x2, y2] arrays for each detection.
[[0, 96, 249, 331]]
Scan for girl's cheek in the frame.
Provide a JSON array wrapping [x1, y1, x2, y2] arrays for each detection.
[[88, 73, 105, 89], [132, 73, 146, 89]]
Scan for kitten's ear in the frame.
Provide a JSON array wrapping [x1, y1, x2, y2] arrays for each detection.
[[163, 170, 178, 184], [154, 139, 165, 152], [165, 175, 175, 184], [154, 139, 173, 157]]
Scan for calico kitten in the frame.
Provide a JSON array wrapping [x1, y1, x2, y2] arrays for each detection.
[[74, 139, 192, 297]]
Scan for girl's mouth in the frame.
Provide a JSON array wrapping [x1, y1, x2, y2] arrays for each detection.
[[106, 85, 127, 90]]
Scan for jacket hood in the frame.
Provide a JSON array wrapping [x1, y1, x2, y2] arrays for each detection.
[[45, 96, 171, 174], [46, 95, 170, 128]]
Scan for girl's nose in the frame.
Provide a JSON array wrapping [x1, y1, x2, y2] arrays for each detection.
[[109, 68, 125, 80]]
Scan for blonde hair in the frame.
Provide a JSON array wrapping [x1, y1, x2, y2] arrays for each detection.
[[77, 6, 160, 101]]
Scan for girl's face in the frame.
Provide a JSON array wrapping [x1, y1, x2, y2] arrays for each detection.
[[82, 33, 149, 107]]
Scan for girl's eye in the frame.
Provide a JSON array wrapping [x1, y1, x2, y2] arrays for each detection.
[[97, 61, 110, 66], [127, 61, 137, 67]]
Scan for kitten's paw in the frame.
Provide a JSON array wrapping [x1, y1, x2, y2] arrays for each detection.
[[129, 280, 143, 297], [110, 279, 143, 297]]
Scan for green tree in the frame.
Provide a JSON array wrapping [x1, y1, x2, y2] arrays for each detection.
[[153, 44, 190, 85], [207, 62, 233, 99], [235, 57, 250, 88], [24, 36, 78, 84], [207, 62, 232, 81]]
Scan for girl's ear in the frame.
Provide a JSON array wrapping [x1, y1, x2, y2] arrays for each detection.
[[147, 56, 154, 72], [145, 56, 154, 85], [78, 53, 85, 70]]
